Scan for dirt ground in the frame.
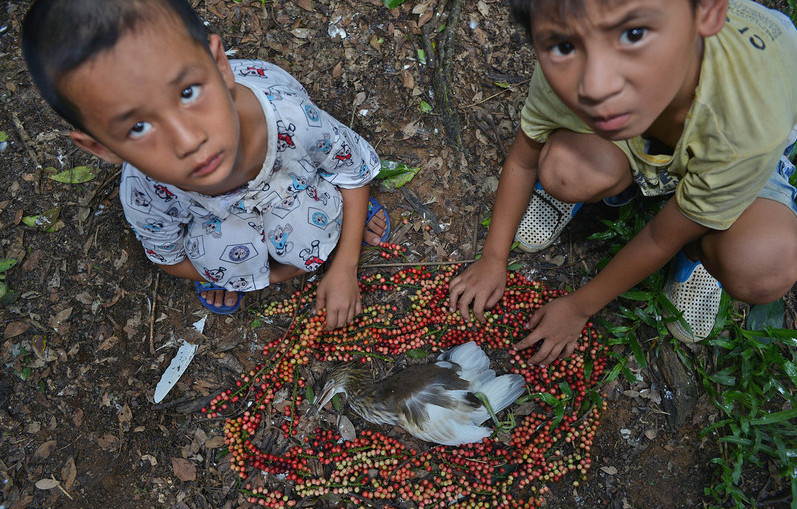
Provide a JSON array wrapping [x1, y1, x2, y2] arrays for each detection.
[[1, 1, 795, 508]]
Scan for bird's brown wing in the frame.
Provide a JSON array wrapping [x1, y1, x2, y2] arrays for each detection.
[[375, 365, 481, 429]]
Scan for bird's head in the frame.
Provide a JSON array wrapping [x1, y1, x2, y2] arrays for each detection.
[[308, 363, 367, 416]]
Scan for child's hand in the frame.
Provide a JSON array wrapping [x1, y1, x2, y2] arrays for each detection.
[[316, 266, 362, 331], [514, 295, 590, 366], [448, 256, 508, 323]]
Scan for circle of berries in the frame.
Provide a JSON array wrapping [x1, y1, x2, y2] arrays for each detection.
[[202, 265, 608, 508]]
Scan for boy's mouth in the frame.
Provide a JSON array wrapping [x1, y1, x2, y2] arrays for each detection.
[[192, 153, 223, 177], [591, 113, 629, 132]]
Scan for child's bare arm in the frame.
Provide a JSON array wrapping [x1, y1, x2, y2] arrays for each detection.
[[448, 129, 543, 321], [316, 184, 370, 330], [518, 197, 709, 364]]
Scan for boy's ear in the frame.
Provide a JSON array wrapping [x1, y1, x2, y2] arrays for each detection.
[[696, 0, 729, 37], [69, 130, 124, 165], [208, 34, 235, 91]]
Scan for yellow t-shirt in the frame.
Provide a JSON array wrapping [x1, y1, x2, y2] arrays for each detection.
[[520, 0, 797, 230]]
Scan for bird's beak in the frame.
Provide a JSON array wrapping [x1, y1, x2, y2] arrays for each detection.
[[308, 382, 337, 417]]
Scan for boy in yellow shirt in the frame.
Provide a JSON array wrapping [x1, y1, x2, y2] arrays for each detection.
[[449, 0, 797, 364]]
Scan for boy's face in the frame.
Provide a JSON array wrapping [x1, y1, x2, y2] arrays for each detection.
[[530, 0, 726, 141], [62, 19, 242, 195]]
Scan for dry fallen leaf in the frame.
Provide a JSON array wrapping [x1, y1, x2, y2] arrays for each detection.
[[172, 457, 197, 482], [401, 69, 415, 89], [35, 478, 61, 490], [293, 0, 313, 11], [72, 408, 84, 428], [61, 456, 77, 491], [4, 321, 29, 339], [291, 27, 311, 39], [34, 440, 57, 461], [332, 62, 343, 79], [600, 466, 618, 476], [400, 120, 420, 138], [204, 436, 226, 449], [97, 434, 120, 451], [337, 415, 356, 443], [118, 404, 133, 428]]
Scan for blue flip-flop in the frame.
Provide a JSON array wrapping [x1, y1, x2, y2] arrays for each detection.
[[364, 197, 391, 246], [194, 281, 243, 315]]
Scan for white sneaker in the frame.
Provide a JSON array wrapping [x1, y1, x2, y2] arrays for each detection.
[[663, 251, 722, 343], [515, 183, 583, 253]]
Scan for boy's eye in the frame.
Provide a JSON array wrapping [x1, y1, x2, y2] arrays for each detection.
[[180, 85, 201, 104], [551, 41, 575, 57], [129, 121, 152, 138], [619, 27, 647, 45]]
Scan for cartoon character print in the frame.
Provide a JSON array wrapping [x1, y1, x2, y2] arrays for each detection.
[[288, 173, 310, 194], [132, 188, 151, 208], [306, 186, 330, 205], [240, 66, 268, 78], [276, 120, 297, 152], [227, 245, 251, 262], [272, 193, 300, 218], [164, 205, 181, 217], [186, 236, 204, 258], [141, 219, 164, 233], [317, 168, 336, 180], [145, 249, 167, 264], [230, 200, 248, 215], [357, 162, 371, 182], [304, 103, 320, 123], [203, 216, 223, 238], [268, 224, 294, 257], [203, 266, 226, 283], [308, 208, 329, 229], [333, 141, 354, 169], [314, 133, 333, 155], [152, 184, 176, 202], [248, 221, 267, 243], [229, 277, 252, 291], [299, 240, 325, 272]]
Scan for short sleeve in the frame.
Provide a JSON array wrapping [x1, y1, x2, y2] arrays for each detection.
[[520, 68, 592, 143], [119, 167, 191, 265]]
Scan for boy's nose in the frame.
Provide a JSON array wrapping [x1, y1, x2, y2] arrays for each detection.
[[578, 54, 623, 104], [168, 115, 206, 158]]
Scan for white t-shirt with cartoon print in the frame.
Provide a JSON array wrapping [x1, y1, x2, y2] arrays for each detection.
[[119, 60, 380, 293]]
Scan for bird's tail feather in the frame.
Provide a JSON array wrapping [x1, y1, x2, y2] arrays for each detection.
[[438, 341, 489, 381], [474, 373, 527, 416]]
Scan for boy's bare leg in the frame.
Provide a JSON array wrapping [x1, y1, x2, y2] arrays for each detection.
[[538, 130, 633, 203], [696, 198, 797, 304], [363, 207, 388, 246]]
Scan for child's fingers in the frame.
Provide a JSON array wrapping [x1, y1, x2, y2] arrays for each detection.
[[513, 329, 542, 352], [447, 276, 464, 309], [485, 288, 504, 311], [530, 340, 562, 366]]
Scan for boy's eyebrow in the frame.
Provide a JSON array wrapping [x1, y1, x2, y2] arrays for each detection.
[[597, 8, 660, 31], [107, 65, 199, 129], [533, 6, 660, 45]]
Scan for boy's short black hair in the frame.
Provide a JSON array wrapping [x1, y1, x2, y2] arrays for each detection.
[[509, 0, 702, 42], [22, 0, 210, 132]]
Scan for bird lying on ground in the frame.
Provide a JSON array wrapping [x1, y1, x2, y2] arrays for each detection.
[[308, 341, 527, 446]]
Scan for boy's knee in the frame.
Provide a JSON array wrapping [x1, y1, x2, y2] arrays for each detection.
[[538, 130, 630, 203], [715, 241, 797, 305]]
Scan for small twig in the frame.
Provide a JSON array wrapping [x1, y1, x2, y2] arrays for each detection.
[[463, 78, 532, 109], [148, 272, 160, 355], [52, 476, 74, 500], [11, 112, 43, 171], [360, 259, 474, 269]]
